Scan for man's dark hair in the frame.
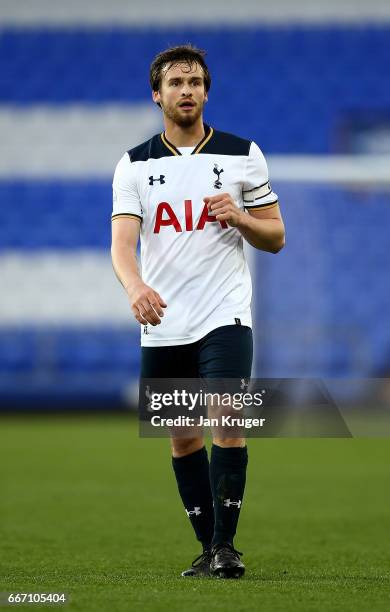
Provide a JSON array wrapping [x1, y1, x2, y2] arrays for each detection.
[[150, 44, 211, 93]]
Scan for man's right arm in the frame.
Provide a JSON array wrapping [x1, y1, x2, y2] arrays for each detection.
[[111, 217, 166, 326]]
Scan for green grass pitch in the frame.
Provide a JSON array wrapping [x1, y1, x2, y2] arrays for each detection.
[[1, 416, 389, 611]]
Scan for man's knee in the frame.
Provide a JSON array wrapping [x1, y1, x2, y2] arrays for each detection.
[[171, 436, 204, 458], [212, 437, 246, 448]]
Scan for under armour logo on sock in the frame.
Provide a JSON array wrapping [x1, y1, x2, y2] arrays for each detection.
[[186, 507, 201, 516], [223, 499, 242, 508]]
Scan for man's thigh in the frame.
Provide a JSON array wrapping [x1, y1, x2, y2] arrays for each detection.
[[140, 342, 199, 378], [140, 325, 252, 379], [198, 325, 253, 379], [198, 325, 253, 444]]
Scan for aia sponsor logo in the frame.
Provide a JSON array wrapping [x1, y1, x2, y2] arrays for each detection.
[[153, 200, 228, 233]]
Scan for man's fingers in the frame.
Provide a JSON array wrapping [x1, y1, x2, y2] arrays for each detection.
[[216, 212, 230, 221], [213, 205, 231, 217], [139, 300, 161, 326], [149, 298, 164, 318], [214, 208, 240, 226], [204, 196, 222, 210], [131, 306, 145, 325], [204, 193, 230, 208], [204, 193, 229, 203], [135, 304, 149, 323], [206, 199, 234, 214], [148, 291, 167, 316], [155, 292, 167, 309], [130, 285, 167, 326], [209, 201, 230, 213]]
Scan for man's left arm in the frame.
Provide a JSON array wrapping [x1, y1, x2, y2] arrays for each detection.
[[238, 203, 285, 253], [204, 194, 285, 254]]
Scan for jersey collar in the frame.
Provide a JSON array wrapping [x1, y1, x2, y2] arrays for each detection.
[[160, 124, 214, 156]]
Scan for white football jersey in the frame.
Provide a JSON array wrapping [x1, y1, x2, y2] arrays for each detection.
[[112, 125, 278, 347]]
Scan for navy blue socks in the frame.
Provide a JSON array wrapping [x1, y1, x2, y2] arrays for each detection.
[[209, 444, 248, 546], [172, 444, 248, 549], [172, 446, 214, 550]]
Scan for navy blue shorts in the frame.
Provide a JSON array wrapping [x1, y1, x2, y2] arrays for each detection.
[[140, 324, 253, 379]]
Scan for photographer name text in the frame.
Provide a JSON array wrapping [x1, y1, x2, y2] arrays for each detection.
[[150, 415, 266, 429]]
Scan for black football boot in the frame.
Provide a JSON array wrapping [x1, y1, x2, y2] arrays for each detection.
[[210, 542, 245, 578], [181, 549, 211, 577]]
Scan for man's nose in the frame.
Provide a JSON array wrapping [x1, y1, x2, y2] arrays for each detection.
[[180, 84, 191, 96]]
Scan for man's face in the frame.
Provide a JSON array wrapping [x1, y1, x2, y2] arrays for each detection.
[[152, 61, 208, 128]]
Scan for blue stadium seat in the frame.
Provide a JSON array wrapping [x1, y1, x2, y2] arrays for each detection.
[[1, 27, 389, 152], [1, 26, 390, 400]]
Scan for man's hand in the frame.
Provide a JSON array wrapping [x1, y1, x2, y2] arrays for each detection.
[[127, 279, 167, 326], [204, 193, 244, 228]]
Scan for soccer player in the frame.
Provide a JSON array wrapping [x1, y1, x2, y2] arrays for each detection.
[[111, 45, 285, 578]]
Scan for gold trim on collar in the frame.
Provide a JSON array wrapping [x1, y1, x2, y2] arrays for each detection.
[[160, 125, 214, 156], [193, 127, 214, 154], [161, 132, 180, 156]]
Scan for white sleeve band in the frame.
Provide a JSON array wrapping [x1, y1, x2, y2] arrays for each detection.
[[242, 142, 278, 208]]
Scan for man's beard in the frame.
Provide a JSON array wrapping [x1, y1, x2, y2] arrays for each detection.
[[162, 101, 204, 128]]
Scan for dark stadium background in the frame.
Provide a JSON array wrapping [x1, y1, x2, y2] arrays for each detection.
[[1, 2, 389, 611]]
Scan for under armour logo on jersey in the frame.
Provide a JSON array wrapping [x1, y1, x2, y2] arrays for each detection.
[[149, 175, 165, 185], [186, 507, 201, 517], [143, 324, 148, 335], [213, 164, 224, 189], [224, 499, 242, 508]]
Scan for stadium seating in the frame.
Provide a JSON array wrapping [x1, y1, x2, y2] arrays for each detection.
[[1, 27, 389, 152], [0, 181, 110, 249], [1, 25, 389, 407]]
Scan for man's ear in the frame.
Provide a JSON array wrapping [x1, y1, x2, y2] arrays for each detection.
[[204, 92, 208, 103], [152, 90, 161, 105]]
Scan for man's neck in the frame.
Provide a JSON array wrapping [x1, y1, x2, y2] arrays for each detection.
[[163, 118, 205, 148]]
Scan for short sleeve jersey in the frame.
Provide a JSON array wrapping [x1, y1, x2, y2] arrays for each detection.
[[112, 124, 278, 347]]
